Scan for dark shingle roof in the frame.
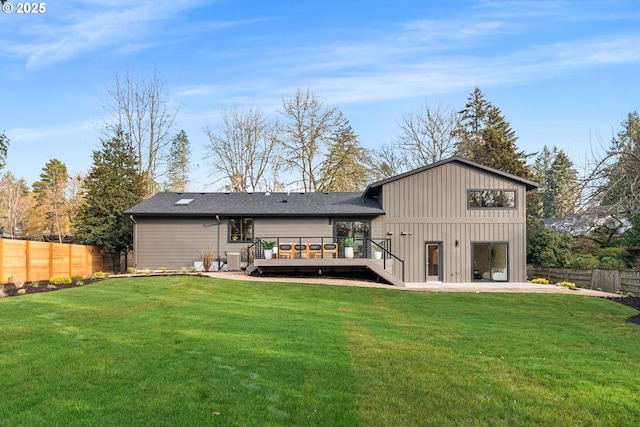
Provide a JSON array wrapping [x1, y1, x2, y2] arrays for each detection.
[[125, 191, 384, 217]]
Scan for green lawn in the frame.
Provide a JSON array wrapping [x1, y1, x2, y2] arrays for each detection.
[[1, 276, 639, 426]]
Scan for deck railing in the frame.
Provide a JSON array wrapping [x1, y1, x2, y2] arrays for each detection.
[[254, 236, 388, 259], [252, 236, 405, 282]]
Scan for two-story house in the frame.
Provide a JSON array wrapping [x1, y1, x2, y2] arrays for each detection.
[[125, 156, 538, 286]]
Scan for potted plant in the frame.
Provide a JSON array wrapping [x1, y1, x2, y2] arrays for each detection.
[[261, 240, 276, 259], [344, 237, 355, 259], [372, 242, 383, 259]]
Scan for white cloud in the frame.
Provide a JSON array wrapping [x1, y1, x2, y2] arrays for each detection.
[[2, 0, 212, 70]]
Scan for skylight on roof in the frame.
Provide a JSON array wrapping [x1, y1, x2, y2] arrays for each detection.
[[175, 198, 194, 206]]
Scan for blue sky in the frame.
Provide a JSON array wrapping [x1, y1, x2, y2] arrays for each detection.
[[1, 0, 639, 191]]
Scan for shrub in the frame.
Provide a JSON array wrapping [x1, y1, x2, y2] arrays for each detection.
[[92, 271, 110, 278], [29, 281, 40, 288], [200, 248, 215, 271], [181, 267, 188, 275], [49, 276, 72, 285], [47, 284, 57, 290], [531, 278, 549, 284], [76, 281, 84, 286], [14, 280, 25, 289], [17, 289, 26, 295], [599, 256, 625, 269], [527, 222, 571, 266], [160, 267, 167, 273], [127, 267, 137, 274], [557, 281, 576, 290], [71, 275, 85, 282], [567, 254, 599, 269]]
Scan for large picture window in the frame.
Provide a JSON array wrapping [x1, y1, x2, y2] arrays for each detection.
[[229, 218, 253, 242], [468, 190, 516, 208]]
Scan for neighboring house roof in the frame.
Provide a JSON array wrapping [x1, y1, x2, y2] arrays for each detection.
[[125, 191, 385, 217], [363, 156, 539, 198], [543, 206, 631, 236]]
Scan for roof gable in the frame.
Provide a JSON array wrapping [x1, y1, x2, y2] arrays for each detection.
[[363, 156, 538, 198]]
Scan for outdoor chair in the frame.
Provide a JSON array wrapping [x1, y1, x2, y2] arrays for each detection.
[[294, 243, 308, 259], [322, 243, 338, 259], [278, 243, 294, 259], [307, 243, 323, 258]]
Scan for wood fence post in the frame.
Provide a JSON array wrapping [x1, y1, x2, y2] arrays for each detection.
[[68, 244, 73, 277], [25, 240, 31, 282], [85, 245, 89, 278], [49, 242, 53, 279]]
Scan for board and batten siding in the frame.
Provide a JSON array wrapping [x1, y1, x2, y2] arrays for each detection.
[[379, 162, 529, 283]]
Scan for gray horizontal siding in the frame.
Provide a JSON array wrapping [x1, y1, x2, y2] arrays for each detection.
[[134, 217, 220, 270]]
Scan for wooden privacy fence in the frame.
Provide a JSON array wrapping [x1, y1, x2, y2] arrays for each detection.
[[0, 239, 103, 283], [528, 265, 640, 296]]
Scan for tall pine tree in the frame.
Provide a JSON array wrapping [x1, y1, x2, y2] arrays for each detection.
[[73, 129, 145, 271], [455, 88, 531, 179], [532, 146, 577, 218], [165, 130, 191, 192], [32, 159, 69, 242]]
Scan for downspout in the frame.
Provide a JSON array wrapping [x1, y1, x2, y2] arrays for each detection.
[[216, 215, 221, 269], [129, 215, 137, 269]]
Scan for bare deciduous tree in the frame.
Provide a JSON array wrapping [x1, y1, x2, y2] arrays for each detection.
[[396, 101, 459, 169], [279, 88, 339, 192], [0, 172, 31, 237], [105, 68, 177, 196], [581, 111, 640, 216], [205, 107, 277, 192]]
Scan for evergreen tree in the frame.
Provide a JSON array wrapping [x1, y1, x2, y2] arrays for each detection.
[[165, 130, 191, 192], [532, 146, 554, 217], [317, 112, 373, 191], [455, 88, 531, 178], [547, 150, 578, 217], [32, 159, 69, 242], [533, 146, 578, 218], [0, 132, 8, 171], [73, 129, 145, 271], [454, 87, 489, 159]]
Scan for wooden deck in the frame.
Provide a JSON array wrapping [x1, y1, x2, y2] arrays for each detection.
[[250, 258, 404, 287]]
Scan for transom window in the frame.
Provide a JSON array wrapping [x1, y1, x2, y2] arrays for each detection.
[[229, 218, 253, 242], [468, 190, 516, 208]]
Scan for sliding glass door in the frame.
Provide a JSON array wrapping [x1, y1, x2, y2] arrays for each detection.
[[472, 243, 508, 281], [335, 220, 370, 258]]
